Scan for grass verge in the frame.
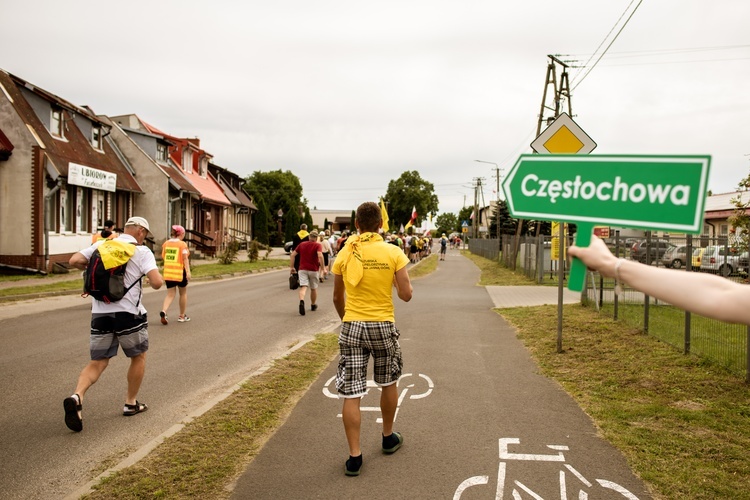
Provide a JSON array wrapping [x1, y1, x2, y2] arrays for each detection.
[[409, 254, 438, 279], [84, 333, 339, 499], [0, 259, 288, 299]]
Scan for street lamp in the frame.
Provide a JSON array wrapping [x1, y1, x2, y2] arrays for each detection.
[[276, 209, 284, 245], [475, 159, 502, 243]]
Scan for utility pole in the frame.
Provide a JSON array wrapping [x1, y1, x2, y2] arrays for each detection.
[[472, 177, 483, 239], [475, 160, 502, 239], [536, 54, 572, 136]]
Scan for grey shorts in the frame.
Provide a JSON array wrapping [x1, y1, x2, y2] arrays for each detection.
[[336, 321, 402, 398], [90, 312, 149, 360], [298, 269, 320, 289]]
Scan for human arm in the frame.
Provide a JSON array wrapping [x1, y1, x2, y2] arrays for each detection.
[[317, 250, 326, 276], [569, 235, 750, 324], [332, 273, 346, 320], [183, 249, 191, 280], [289, 250, 298, 273], [69, 252, 88, 270], [393, 266, 412, 303], [146, 268, 164, 290]]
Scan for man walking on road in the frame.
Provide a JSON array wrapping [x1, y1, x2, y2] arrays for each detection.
[[64, 216, 164, 432], [289, 230, 326, 315], [332, 201, 413, 476]]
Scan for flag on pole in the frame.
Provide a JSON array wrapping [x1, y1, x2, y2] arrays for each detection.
[[380, 198, 389, 232], [404, 206, 417, 230]]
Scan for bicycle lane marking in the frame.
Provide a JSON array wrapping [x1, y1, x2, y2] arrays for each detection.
[[322, 372, 434, 423], [454, 438, 641, 500]]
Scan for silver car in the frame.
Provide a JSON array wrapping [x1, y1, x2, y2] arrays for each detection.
[[661, 244, 688, 269], [700, 245, 742, 276]]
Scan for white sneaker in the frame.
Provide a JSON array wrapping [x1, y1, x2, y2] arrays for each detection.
[[177, 315, 191, 323]]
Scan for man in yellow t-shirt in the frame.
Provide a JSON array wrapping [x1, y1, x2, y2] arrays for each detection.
[[160, 225, 191, 324], [332, 201, 413, 477]]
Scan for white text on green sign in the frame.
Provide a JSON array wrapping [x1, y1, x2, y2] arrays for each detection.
[[502, 154, 711, 233]]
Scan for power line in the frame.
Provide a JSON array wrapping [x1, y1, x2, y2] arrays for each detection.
[[570, 0, 644, 91]]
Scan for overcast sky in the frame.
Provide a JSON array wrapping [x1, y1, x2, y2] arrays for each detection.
[[2, 0, 748, 217]]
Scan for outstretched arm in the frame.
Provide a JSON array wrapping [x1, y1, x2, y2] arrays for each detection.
[[569, 235, 750, 325]]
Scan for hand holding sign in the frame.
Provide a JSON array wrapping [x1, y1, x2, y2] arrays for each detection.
[[502, 154, 711, 291]]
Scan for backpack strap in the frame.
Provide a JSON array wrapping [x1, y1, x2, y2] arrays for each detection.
[[122, 242, 145, 307]]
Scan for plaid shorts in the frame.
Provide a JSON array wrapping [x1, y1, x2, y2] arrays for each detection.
[[336, 321, 402, 398], [90, 312, 149, 360]]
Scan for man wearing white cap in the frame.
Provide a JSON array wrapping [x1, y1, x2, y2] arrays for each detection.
[[64, 216, 164, 432]]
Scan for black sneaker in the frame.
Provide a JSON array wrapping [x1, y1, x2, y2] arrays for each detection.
[[299, 301, 305, 316], [382, 432, 403, 453], [311, 304, 318, 311], [345, 455, 362, 476]]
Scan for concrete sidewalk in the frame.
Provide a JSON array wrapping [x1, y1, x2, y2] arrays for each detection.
[[230, 251, 651, 499]]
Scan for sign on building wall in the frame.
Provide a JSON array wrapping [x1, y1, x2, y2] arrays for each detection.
[[68, 162, 117, 192]]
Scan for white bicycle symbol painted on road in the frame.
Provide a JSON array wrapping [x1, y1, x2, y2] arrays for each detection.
[[454, 437, 640, 500], [323, 372, 434, 423]]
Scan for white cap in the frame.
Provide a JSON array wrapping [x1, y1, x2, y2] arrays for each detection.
[[125, 216, 151, 234]]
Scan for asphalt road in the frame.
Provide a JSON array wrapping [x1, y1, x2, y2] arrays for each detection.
[[231, 252, 652, 499], [0, 268, 339, 499]]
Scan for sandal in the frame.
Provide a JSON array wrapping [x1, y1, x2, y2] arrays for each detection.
[[123, 401, 148, 416], [64, 394, 83, 432]]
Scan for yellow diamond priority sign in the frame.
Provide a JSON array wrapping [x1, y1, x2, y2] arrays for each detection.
[[531, 112, 597, 154]]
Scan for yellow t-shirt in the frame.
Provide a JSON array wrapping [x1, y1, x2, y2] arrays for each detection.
[[332, 237, 409, 322]]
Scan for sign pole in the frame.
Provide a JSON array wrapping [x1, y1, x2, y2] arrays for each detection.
[[569, 223, 593, 292]]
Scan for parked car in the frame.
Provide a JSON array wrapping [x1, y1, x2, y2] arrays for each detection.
[[738, 252, 750, 276], [691, 247, 705, 271], [660, 244, 688, 269], [630, 240, 674, 264], [700, 245, 744, 276]]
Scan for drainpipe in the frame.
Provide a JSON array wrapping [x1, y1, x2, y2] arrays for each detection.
[[44, 177, 63, 271]]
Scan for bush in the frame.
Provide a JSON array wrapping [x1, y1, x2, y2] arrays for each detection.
[[218, 240, 240, 265], [248, 240, 260, 262]]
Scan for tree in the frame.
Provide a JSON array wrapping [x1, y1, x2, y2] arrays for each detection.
[[436, 213, 458, 236], [285, 208, 300, 243], [244, 170, 307, 243], [303, 206, 313, 229], [728, 173, 750, 252], [350, 210, 356, 231], [383, 171, 439, 228], [253, 196, 270, 245]]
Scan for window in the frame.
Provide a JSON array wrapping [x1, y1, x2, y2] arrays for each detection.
[[156, 143, 168, 163], [50, 108, 63, 138], [183, 149, 193, 173], [199, 157, 207, 177], [720, 224, 728, 235], [91, 125, 102, 150]]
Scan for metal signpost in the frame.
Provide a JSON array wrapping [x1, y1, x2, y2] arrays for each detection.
[[502, 153, 711, 291]]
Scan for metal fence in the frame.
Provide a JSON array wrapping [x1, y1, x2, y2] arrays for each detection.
[[469, 233, 750, 382]]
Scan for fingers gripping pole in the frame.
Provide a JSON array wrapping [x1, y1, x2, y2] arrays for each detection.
[[568, 223, 593, 292]]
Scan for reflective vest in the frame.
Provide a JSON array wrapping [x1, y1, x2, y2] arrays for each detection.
[[162, 239, 188, 281]]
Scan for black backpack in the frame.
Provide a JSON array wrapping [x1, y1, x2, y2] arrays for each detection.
[[83, 242, 141, 304]]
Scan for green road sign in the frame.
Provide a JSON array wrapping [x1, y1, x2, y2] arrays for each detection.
[[502, 154, 711, 233], [502, 154, 711, 292]]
